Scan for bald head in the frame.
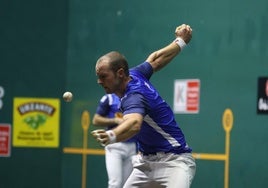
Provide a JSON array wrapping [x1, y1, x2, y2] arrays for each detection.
[[96, 51, 129, 76]]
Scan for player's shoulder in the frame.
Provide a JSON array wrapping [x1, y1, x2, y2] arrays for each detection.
[[100, 94, 120, 105], [100, 94, 109, 103], [130, 61, 153, 80]]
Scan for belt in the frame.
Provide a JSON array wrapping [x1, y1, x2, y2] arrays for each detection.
[[141, 151, 170, 156], [141, 150, 191, 156]]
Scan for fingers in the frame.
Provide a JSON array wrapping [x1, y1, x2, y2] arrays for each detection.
[[91, 129, 109, 146], [91, 129, 105, 138], [175, 24, 192, 32], [184, 24, 192, 31], [97, 137, 109, 146]]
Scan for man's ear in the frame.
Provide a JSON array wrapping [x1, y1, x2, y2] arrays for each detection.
[[117, 68, 124, 78]]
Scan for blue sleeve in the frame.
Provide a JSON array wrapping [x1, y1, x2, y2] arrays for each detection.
[[96, 95, 110, 116], [131, 62, 153, 80], [121, 93, 148, 116]]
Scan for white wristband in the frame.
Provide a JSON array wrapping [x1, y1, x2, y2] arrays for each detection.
[[174, 37, 186, 50], [106, 130, 116, 144]]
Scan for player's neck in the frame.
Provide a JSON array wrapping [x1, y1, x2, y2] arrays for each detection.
[[117, 76, 131, 98]]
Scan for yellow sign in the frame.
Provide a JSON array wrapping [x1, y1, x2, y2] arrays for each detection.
[[13, 97, 60, 147]]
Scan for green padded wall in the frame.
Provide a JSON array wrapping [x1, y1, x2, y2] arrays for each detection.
[[0, 0, 68, 188]]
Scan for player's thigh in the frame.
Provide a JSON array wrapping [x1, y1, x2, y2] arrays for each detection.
[[166, 153, 196, 188], [123, 168, 149, 188]]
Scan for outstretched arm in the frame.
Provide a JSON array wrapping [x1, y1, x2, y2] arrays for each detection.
[[146, 24, 192, 72]]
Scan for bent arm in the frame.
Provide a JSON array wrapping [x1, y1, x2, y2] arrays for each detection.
[[147, 24, 192, 72], [112, 113, 143, 142], [91, 113, 142, 145]]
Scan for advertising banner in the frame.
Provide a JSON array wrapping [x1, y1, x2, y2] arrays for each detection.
[[173, 79, 200, 114], [0, 124, 11, 157], [13, 98, 60, 147]]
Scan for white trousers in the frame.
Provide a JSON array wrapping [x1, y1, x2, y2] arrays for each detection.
[[123, 152, 196, 188], [105, 142, 137, 188]]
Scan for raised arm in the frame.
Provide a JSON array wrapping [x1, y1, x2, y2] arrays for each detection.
[[146, 24, 192, 72]]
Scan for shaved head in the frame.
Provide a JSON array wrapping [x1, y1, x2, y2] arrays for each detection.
[[96, 51, 129, 76]]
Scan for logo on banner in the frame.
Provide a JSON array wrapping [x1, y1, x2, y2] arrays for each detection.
[[13, 97, 60, 147], [257, 77, 268, 114], [173, 79, 200, 114]]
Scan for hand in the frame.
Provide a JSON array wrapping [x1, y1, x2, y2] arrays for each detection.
[[175, 24, 192, 44], [114, 112, 123, 124], [91, 129, 109, 146]]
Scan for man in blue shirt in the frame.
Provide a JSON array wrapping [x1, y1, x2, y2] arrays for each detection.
[[93, 93, 137, 188], [91, 24, 196, 188]]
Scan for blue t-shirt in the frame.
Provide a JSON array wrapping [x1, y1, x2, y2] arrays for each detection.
[[120, 62, 192, 154], [96, 93, 136, 143]]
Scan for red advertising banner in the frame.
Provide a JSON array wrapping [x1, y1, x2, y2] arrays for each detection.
[[174, 79, 200, 114], [0, 124, 11, 157]]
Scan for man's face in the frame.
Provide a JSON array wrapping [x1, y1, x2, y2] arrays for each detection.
[[95, 61, 120, 94]]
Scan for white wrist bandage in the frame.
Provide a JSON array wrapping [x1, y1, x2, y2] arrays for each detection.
[[106, 130, 116, 144], [174, 37, 187, 50]]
